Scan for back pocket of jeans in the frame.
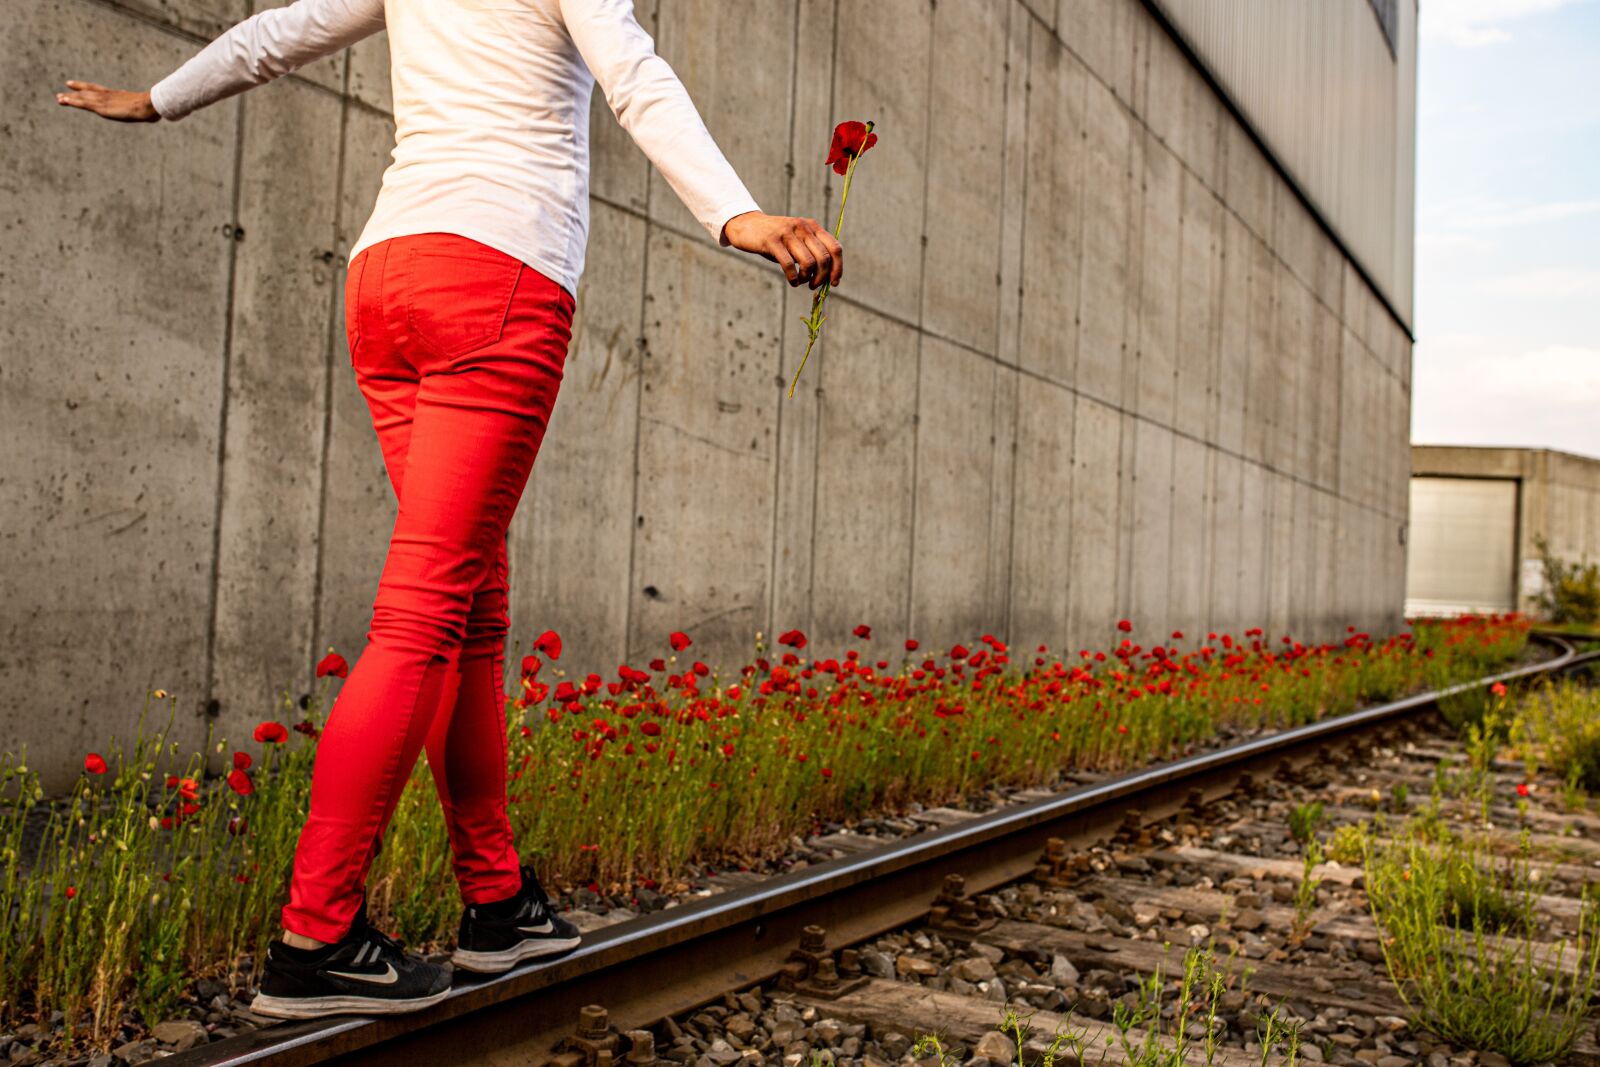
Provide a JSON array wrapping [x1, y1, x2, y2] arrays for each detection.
[[404, 242, 524, 361]]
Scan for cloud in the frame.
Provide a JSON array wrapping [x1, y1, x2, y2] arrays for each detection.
[[1424, 198, 1600, 232], [1421, 0, 1588, 47], [1413, 338, 1600, 457], [1482, 269, 1600, 298]]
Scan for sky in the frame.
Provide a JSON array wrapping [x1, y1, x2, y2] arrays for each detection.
[[1410, 0, 1600, 458]]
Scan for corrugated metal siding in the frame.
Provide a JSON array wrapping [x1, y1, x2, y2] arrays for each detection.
[[1149, 0, 1417, 327]]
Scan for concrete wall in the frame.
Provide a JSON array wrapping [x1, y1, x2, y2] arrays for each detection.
[[2, 0, 1414, 791], [1412, 446, 1600, 613]]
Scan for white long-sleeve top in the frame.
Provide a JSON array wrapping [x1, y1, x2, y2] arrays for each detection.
[[149, 0, 763, 301]]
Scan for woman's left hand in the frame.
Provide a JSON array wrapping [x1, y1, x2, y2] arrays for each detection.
[[55, 81, 161, 123]]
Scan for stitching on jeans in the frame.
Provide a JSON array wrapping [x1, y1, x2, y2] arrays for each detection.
[[404, 243, 523, 361], [345, 251, 369, 366]]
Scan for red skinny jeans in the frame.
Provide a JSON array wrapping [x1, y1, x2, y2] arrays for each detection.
[[281, 232, 575, 943]]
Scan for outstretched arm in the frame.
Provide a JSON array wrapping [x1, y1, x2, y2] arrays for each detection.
[[57, 0, 385, 123], [559, 0, 842, 289]]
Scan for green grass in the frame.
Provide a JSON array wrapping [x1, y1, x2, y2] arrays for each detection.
[[0, 614, 1531, 1054], [1365, 819, 1600, 1064]]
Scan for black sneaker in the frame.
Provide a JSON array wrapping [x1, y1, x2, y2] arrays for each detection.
[[250, 899, 452, 1019], [451, 864, 582, 973]]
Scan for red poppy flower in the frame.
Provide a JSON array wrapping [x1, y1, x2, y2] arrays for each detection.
[[905, 639, 920, 652], [228, 815, 248, 837], [232, 751, 252, 772], [227, 769, 254, 797], [293, 719, 319, 737], [65, 886, 77, 900], [84, 753, 107, 775], [1117, 619, 1133, 633], [778, 629, 808, 649], [640, 720, 662, 737], [554, 681, 580, 704], [650, 658, 666, 672], [950, 644, 969, 660], [315, 650, 349, 678], [853, 624, 872, 639], [522, 655, 543, 678], [177, 777, 200, 801], [820, 767, 833, 778], [1516, 782, 1530, 797], [253, 721, 288, 744], [825, 120, 879, 176], [1491, 682, 1508, 697], [721, 743, 736, 758], [534, 630, 563, 660], [670, 631, 692, 652]]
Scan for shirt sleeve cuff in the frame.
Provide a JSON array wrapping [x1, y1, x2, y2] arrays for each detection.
[[711, 197, 762, 247], [148, 79, 183, 121]]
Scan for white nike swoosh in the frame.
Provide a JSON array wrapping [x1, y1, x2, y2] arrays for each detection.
[[517, 919, 554, 934], [326, 962, 399, 985]]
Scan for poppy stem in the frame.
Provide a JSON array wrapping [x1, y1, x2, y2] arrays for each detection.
[[787, 122, 873, 400]]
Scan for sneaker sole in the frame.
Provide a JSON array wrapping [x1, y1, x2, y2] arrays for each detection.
[[249, 988, 450, 1019], [450, 935, 582, 974]]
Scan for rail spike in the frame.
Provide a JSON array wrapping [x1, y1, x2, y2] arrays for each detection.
[[1032, 836, 1092, 887], [550, 1004, 621, 1067], [775, 924, 869, 999], [927, 872, 999, 935]]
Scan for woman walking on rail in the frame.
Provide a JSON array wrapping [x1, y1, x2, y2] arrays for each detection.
[[56, 0, 845, 1020]]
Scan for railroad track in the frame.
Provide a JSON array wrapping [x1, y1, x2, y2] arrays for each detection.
[[166, 635, 1600, 1067]]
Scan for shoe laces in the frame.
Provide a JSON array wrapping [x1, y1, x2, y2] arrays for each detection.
[[351, 898, 406, 959]]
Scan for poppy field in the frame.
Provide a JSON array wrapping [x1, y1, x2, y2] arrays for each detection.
[[0, 614, 1532, 1049]]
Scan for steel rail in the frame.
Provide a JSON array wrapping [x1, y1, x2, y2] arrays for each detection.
[[166, 635, 1595, 1067]]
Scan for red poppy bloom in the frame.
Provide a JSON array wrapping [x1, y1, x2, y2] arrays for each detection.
[[650, 658, 666, 672], [534, 630, 563, 660], [905, 639, 920, 652], [640, 720, 662, 737], [232, 751, 252, 772], [825, 120, 879, 176], [165, 775, 179, 789], [554, 681, 581, 704], [950, 644, 969, 660], [1491, 682, 1508, 697], [177, 777, 200, 801], [670, 631, 692, 652], [65, 886, 77, 900], [721, 743, 736, 758], [521, 655, 543, 677], [1117, 619, 1133, 633], [853, 624, 872, 639], [1516, 782, 1530, 797], [84, 753, 107, 775], [293, 719, 319, 737], [227, 769, 254, 797], [820, 767, 833, 778], [315, 650, 349, 678], [253, 721, 288, 744], [778, 629, 808, 649]]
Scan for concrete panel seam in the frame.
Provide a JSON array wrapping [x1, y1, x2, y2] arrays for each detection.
[[764, 0, 807, 640], [308, 56, 357, 692], [902, 0, 937, 636], [619, 0, 660, 664], [199, 85, 250, 725], [801, 0, 843, 644]]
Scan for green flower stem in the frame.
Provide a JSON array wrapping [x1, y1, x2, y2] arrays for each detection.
[[787, 121, 872, 400]]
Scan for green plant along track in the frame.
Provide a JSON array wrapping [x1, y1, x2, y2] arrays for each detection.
[[0, 615, 1540, 1058]]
